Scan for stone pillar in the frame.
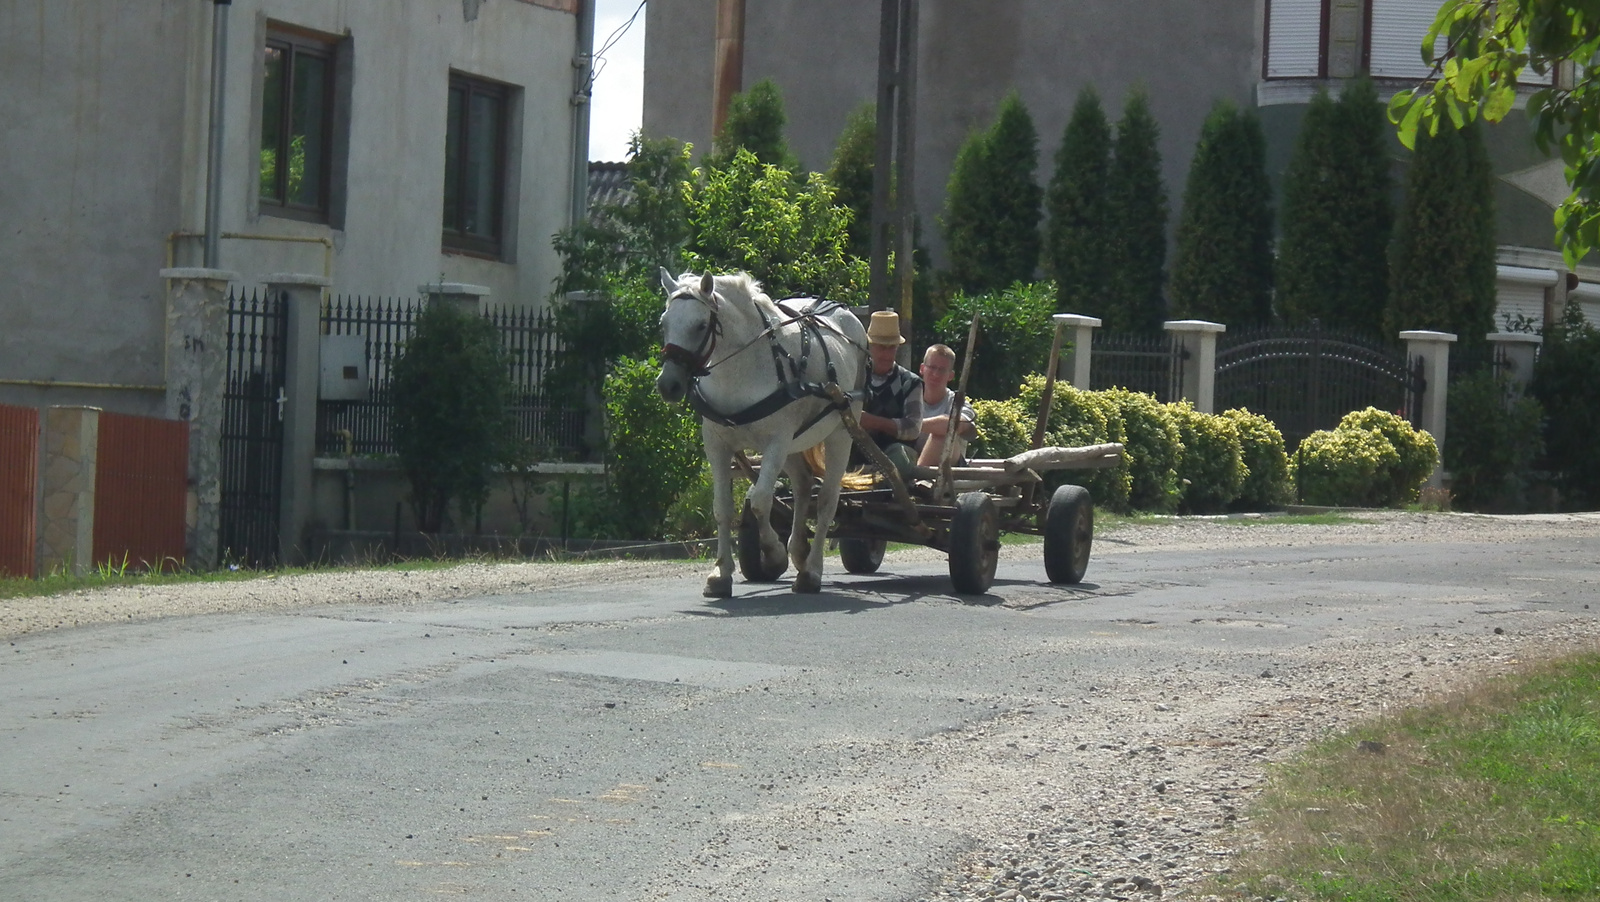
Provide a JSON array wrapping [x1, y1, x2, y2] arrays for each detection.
[[265, 273, 331, 565], [1401, 330, 1457, 488], [1163, 320, 1226, 413], [38, 406, 100, 577], [160, 267, 238, 568], [1054, 314, 1102, 390], [1486, 332, 1542, 399], [420, 281, 491, 316]]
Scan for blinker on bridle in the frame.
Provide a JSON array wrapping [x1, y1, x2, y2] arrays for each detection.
[[661, 289, 721, 376]]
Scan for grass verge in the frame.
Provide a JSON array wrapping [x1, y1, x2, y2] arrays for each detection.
[[1228, 652, 1600, 901]]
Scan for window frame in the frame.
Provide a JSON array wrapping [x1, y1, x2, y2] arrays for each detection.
[[258, 28, 337, 223], [442, 73, 511, 259]]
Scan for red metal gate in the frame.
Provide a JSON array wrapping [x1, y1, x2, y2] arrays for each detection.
[[0, 403, 39, 578], [93, 412, 188, 572]]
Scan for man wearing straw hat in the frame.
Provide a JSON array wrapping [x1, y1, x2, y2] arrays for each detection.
[[857, 310, 922, 476]]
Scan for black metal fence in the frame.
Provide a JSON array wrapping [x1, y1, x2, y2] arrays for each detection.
[[221, 289, 287, 567], [1215, 324, 1424, 448], [1090, 332, 1186, 401], [317, 296, 586, 458]]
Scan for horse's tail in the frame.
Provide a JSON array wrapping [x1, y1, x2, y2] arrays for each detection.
[[802, 443, 877, 491]]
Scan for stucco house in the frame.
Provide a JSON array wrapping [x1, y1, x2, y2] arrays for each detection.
[[642, 0, 1600, 331], [0, 0, 591, 419]]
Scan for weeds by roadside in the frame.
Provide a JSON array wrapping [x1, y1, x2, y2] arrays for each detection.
[[1227, 653, 1600, 901]]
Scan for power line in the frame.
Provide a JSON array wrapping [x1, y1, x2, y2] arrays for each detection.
[[588, 0, 646, 90]]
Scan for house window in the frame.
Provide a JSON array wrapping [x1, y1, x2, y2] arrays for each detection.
[[259, 31, 335, 221], [443, 74, 509, 257]]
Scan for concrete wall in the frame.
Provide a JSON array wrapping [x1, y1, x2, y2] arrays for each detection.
[[0, 0, 577, 416], [643, 0, 1265, 266]]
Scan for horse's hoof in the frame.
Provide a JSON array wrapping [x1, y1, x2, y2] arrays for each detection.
[[792, 571, 822, 594], [704, 575, 733, 598]]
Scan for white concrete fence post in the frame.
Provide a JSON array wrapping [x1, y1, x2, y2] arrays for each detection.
[[266, 273, 332, 566], [1054, 314, 1102, 390], [1400, 330, 1457, 488], [1163, 320, 1226, 414], [420, 281, 491, 316], [1485, 331, 1542, 400], [159, 267, 238, 567]]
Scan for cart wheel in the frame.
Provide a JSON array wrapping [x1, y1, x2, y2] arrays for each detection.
[[737, 499, 789, 582], [949, 492, 1000, 594], [839, 538, 886, 574], [1044, 484, 1093, 584]]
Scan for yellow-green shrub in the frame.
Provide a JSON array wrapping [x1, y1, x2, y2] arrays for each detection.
[[1292, 407, 1437, 507], [1166, 401, 1247, 513], [1014, 375, 1133, 511], [1223, 408, 1293, 509], [1102, 388, 1183, 513]]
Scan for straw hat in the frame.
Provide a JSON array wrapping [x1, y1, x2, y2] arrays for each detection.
[[866, 310, 906, 346]]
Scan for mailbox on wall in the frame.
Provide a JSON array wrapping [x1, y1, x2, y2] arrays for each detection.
[[320, 335, 369, 401]]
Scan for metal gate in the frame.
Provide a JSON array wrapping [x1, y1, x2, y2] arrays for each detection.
[[220, 289, 287, 567], [1215, 323, 1424, 448], [1090, 332, 1187, 402]]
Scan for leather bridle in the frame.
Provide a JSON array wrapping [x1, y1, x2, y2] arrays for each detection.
[[660, 289, 721, 376]]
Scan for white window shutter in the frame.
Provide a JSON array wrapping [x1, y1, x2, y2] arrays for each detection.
[[1369, 0, 1444, 79], [1267, 0, 1324, 78]]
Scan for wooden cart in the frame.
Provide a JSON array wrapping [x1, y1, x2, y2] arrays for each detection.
[[737, 314, 1124, 595]]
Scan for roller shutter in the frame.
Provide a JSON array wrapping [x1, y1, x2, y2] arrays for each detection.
[[1267, 0, 1324, 78]]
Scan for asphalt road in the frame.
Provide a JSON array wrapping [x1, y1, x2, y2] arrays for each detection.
[[4, 518, 1598, 901]]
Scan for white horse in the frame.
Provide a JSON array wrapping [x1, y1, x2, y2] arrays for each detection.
[[655, 269, 868, 597]]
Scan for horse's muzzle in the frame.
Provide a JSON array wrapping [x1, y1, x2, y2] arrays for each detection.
[[656, 364, 687, 404]]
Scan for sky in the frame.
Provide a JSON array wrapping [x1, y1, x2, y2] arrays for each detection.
[[588, 0, 647, 161]]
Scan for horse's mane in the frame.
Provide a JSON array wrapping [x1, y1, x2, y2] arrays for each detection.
[[712, 271, 784, 321]]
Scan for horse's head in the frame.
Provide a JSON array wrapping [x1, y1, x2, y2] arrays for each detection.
[[656, 268, 720, 404]]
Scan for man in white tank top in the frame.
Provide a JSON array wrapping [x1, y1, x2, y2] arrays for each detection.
[[915, 343, 976, 467]]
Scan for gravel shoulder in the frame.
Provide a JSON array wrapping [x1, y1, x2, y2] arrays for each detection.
[[7, 510, 1600, 901]]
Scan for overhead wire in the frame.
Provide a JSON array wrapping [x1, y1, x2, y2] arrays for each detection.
[[587, 0, 647, 91]]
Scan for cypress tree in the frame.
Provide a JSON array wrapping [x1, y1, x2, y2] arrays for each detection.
[[826, 102, 877, 260], [941, 91, 1043, 294], [1277, 79, 1394, 330], [705, 79, 800, 172], [1046, 86, 1113, 314], [1387, 118, 1497, 351], [1170, 100, 1275, 325], [1105, 88, 1169, 334]]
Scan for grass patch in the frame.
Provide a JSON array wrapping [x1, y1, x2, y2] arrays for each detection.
[[1230, 653, 1600, 901], [0, 556, 500, 603]]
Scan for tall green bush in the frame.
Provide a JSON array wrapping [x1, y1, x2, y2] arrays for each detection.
[[1387, 119, 1497, 351], [1166, 402, 1246, 514], [827, 102, 877, 260], [1532, 303, 1600, 509], [941, 91, 1043, 295], [1046, 86, 1112, 314], [1223, 407, 1294, 510], [389, 302, 516, 532], [1446, 370, 1545, 511], [1105, 88, 1169, 334], [935, 281, 1057, 401], [1170, 100, 1274, 326], [704, 79, 800, 173], [1277, 80, 1394, 330], [586, 356, 706, 540]]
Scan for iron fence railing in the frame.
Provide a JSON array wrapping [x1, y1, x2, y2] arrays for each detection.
[[317, 297, 587, 458], [1090, 331, 1186, 401]]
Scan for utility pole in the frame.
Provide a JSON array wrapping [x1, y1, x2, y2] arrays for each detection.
[[867, 0, 919, 344], [712, 0, 746, 140]]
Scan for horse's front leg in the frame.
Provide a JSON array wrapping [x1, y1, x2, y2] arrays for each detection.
[[745, 435, 792, 581], [703, 433, 736, 598], [796, 430, 853, 594]]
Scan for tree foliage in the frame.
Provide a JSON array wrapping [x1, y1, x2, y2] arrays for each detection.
[[390, 302, 516, 533], [827, 102, 877, 261], [1388, 0, 1600, 265], [1387, 118, 1497, 346], [1106, 88, 1169, 334], [941, 91, 1043, 295], [934, 280, 1058, 401], [1170, 99, 1275, 325], [704, 78, 800, 173], [1278, 80, 1394, 330], [1046, 86, 1113, 314]]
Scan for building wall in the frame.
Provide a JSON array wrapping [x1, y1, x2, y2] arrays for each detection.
[[0, 0, 578, 416], [644, 0, 1265, 268]]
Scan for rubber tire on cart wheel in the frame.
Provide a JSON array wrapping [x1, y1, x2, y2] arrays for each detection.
[[838, 538, 886, 574], [948, 492, 1000, 595], [737, 499, 789, 582], [1043, 484, 1093, 584]]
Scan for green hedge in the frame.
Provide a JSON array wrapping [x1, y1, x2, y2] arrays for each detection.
[[1168, 401, 1246, 514], [1224, 408, 1294, 510], [1293, 407, 1437, 507], [1103, 388, 1183, 513], [1446, 370, 1544, 511]]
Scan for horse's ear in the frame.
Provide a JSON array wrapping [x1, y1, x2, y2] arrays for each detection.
[[700, 272, 715, 298], [660, 267, 677, 294]]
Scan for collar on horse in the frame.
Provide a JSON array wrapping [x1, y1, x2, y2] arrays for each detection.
[[679, 296, 862, 437]]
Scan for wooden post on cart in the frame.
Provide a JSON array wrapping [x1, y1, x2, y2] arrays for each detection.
[[934, 313, 981, 502]]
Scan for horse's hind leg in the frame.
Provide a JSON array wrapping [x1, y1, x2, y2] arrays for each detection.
[[785, 453, 814, 575], [795, 432, 851, 594]]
